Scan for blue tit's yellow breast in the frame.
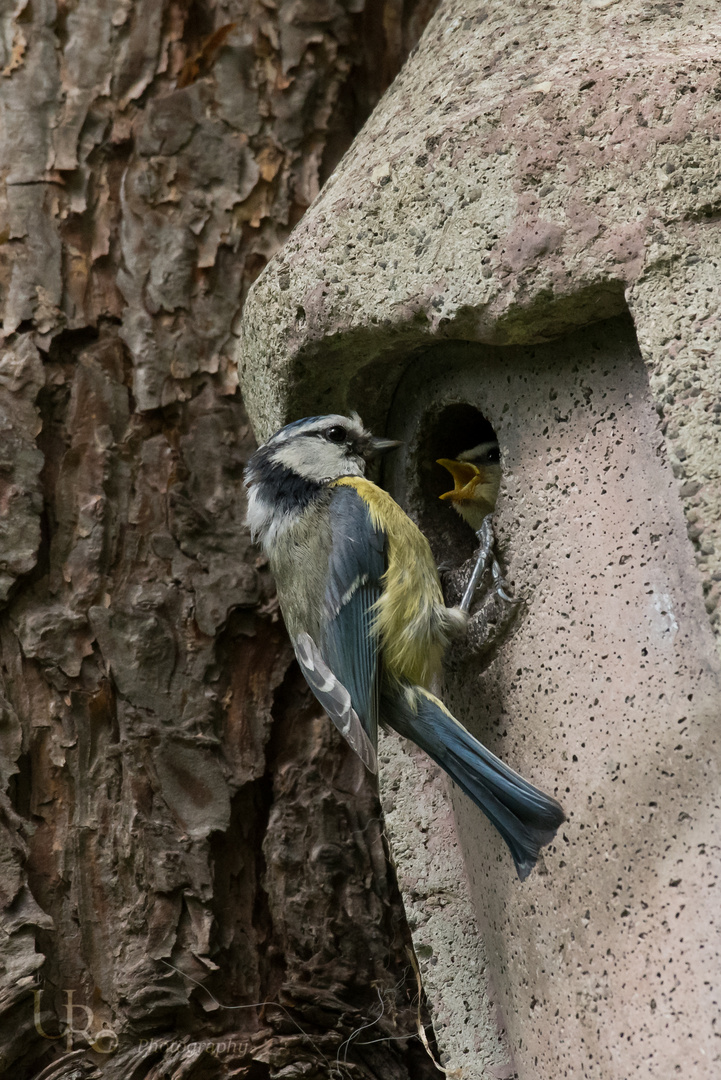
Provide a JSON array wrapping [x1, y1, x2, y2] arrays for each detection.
[[332, 476, 447, 687]]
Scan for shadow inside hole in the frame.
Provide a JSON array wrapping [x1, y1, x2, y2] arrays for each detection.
[[414, 403, 498, 566]]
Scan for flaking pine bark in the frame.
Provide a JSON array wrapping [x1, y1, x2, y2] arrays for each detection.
[[0, 2, 439, 1077]]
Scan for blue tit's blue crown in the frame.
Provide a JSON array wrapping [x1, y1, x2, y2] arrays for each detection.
[[259, 413, 365, 449], [276, 415, 325, 434]]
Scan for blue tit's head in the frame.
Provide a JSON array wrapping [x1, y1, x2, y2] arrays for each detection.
[[244, 413, 399, 544]]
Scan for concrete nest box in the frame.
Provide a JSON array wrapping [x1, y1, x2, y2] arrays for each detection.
[[239, 3, 721, 1077]]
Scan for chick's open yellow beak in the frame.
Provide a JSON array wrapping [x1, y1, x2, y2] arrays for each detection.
[[437, 458, 481, 503]]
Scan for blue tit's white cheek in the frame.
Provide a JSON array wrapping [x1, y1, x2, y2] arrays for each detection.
[[243, 413, 370, 547], [272, 439, 363, 482]]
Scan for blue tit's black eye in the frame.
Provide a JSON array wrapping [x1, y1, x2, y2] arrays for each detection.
[[487, 445, 500, 464], [326, 425, 347, 443]]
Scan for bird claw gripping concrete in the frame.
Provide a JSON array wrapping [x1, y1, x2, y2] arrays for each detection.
[[459, 514, 521, 613]]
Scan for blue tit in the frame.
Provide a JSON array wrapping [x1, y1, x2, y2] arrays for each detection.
[[245, 414, 565, 880], [437, 441, 502, 531]]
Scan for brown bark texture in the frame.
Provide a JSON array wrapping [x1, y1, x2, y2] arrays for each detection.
[[0, 2, 440, 1078]]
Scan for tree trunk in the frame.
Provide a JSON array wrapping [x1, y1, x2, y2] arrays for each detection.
[[0, 3, 439, 1077]]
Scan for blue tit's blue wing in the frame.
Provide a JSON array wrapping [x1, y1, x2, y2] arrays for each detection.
[[322, 483, 386, 750], [293, 482, 386, 772], [294, 632, 378, 773]]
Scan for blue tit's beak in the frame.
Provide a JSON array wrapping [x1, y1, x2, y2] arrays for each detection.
[[362, 435, 402, 461]]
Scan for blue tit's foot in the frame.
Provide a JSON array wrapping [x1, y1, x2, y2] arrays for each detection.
[[458, 516, 495, 613], [490, 554, 524, 605], [443, 517, 526, 670], [459, 515, 524, 611], [447, 583, 525, 671], [440, 515, 525, 615]]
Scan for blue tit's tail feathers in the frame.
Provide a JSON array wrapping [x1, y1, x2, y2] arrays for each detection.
[[383, 683, 565, 881]]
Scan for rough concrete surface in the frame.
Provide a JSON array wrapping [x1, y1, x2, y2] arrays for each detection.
[[238, 1, 721, 1076], [384, 324, 721, 1078], [379, 728, 514, 1079]]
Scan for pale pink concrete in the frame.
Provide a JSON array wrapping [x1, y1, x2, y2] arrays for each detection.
[[385, 322, 721, 1078]]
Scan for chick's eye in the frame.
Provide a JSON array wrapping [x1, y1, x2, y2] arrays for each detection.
[[326, 425, 347, 443]]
